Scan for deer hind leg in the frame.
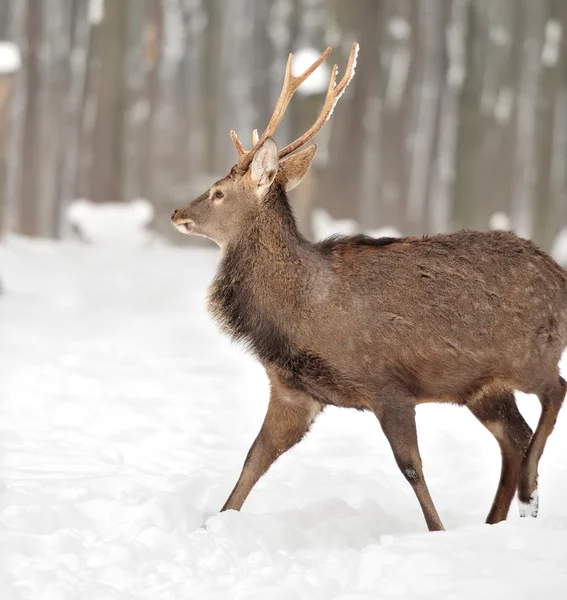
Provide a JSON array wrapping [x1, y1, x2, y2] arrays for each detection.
[[221, 379, 321, 512], [468, 391, 532, 524], [374, 403, 445, 531], [517, 375, 566, 517]]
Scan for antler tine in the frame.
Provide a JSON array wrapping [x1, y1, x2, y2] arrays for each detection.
[[230, 130, 247, 158], [279, 42, 359, 159], [230, 128, 260, 157], [235, 46, 332, 170]]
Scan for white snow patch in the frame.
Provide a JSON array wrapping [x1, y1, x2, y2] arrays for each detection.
[[518, 489, 539, 518], [551, 227, 567, 266], [312, 207, 358, 239], [388, 17, 411, 41], [446, 64, 465, 91], [493, 86, 515, 124], [88, 0, 104, 25], [312, 207, 400, 241], [292, 47, 332, 96], [162, 0, 186, 62], [66, 198, 156, 246], [0, 237, 566, 598], [489, 212, 511, 231], [542, 20, 562, 67], [0, 42, 21, 74], [366, 225, 402, 239]]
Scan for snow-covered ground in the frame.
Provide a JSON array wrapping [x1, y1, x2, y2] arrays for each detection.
[[1, 236, 566, 600]]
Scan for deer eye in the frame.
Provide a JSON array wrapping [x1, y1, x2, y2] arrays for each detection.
[[213, 189, 224, 200]]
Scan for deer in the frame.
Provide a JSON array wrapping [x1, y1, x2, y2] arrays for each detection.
[[171, 43, 567, 531]]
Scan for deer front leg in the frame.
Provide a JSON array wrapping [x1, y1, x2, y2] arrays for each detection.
[[221, 378, 321, 512], [374, 402, 445, 532]]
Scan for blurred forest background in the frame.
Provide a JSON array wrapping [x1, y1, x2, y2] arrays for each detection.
[[0, 0, 566, 253]]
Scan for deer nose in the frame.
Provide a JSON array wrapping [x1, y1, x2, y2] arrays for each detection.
[[171, 209, 178, 221]]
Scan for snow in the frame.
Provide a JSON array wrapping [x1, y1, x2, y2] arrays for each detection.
[[444, 11, 466, 91], [88, 0, 104, 26], [388, 17, 411, 41], [552, 227, 567, 267], [66, 198, 156, 246], [292, 47, 332, 96], [518, 490, 539, 518], [162, 0, 187, 63], [1, 235, 567, 599], [312, 207, 400, 241], [541, 20, 562, 67], [493, 86, 514, 124], [0, 42, 21, 75], [489, 211, 511, 231]]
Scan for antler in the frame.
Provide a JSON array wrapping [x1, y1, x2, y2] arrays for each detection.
[[230, 43, 358, 170], [279, 42, 359, 159]]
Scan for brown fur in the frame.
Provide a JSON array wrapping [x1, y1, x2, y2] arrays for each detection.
[[172, 140, 567, 531]]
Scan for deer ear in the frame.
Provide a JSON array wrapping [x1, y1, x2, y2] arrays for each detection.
[[249, 138, 279, 193], [278, 144, 317, 191]]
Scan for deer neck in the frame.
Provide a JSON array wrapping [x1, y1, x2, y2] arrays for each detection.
[[223, 200, 308, 296], [208, 191, 314, 350]]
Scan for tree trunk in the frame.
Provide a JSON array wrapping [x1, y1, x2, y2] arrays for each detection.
[[532, 0, 567, 250], [17, 0, 42, 236], [89, 0, 129, 203], [321, 0, 383, 223], [0, 75, 14, 238], [140, 0, 163, 201]]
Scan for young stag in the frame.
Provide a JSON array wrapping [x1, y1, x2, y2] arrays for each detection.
[[171, 43, 567, 531]]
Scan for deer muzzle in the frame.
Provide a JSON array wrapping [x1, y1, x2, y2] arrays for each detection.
[[171, 202, 199, 235], [171, 210, 195, 235]]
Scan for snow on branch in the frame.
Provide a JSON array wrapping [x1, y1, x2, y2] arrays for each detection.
[[542, 20, 562, 67], [0, 42, 21, 75], [292, 47, 332, 96]]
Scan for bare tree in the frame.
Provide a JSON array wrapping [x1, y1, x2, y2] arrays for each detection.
[[0, 71, 16, 237], [89, 0, 129, 204], [17, 0, 42, 235], [1, 0, 566, 251], [139, 0, 163, 201]]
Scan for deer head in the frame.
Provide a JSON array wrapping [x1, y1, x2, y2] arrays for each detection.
[[171, 43, 359, 247]]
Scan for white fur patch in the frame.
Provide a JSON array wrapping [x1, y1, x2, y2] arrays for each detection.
[[173, 221, 194, 235], [518, 489, 539, 518]]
